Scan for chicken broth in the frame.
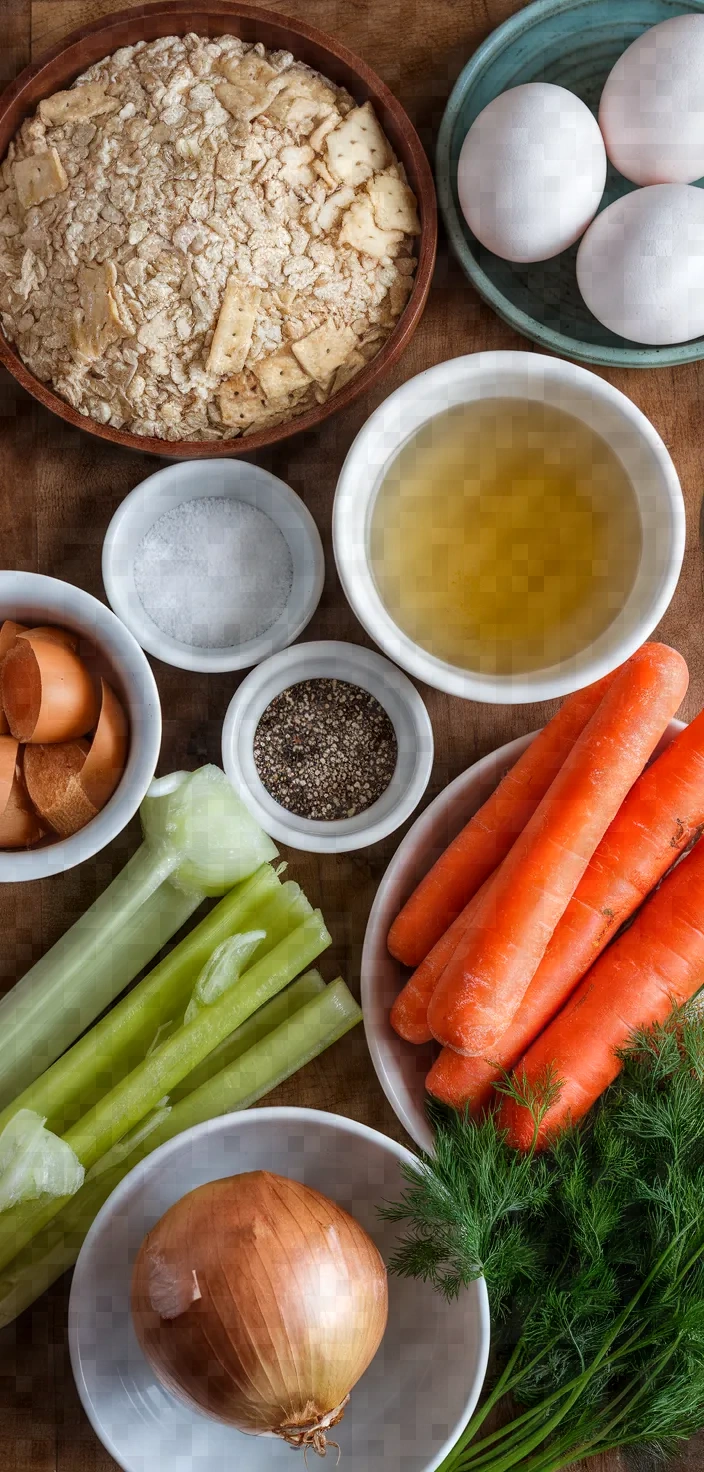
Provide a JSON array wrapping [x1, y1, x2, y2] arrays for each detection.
[[369, 399, 642, 676]]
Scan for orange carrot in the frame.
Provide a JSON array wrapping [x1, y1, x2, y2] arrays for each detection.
[[500, 830, 704, 1151], [387, 670, 620, 967], [427, 643, 689, 1057], [391, 875, 494, 1044], [427, 704, 704, 1110]]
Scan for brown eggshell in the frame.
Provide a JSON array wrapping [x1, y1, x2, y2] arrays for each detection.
[[2, 633, 99, 743], [0, 757, 45, 849], [0, 621, 27, 736], [23, 740, 96, 838], [0, 735, 19, 814], [79, 679, 129, 811], [26, 625, 79, 650]]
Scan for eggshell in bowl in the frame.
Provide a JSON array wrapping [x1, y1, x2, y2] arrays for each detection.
[[2, 632, 99, 743], [79, 679, 128, 811], [23, 740, 96, 838], [26, 625, 79, 649], [576, 184, 704, 345], [456, 82, 606, 263], [0, 751, 45, 849], [599, 15, 704, 185], [0, 620, 27, 735], [0, 734, 19, 813]]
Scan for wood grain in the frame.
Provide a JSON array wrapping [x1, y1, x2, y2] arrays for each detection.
[[0, 0, 702, 1468]]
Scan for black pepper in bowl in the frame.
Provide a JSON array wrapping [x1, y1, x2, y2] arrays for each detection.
[[253, 679, 398, 821]]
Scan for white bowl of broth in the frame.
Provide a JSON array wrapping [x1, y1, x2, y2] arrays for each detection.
[[333, 352, 685, 703]]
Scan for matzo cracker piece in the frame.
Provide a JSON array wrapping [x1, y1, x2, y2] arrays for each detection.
[[339, 196, 403, 259], [206, 277, 261, 375], [332, 348, 366, 393], [314, 158, 337, 188], [39, 84, 118, 124], [367, 171, 420, 234], [215, 80, 273, 123], [326, 101, 392, 187], [291, 321, 357, 381], [279, 145, 315, 187], [389, 277, 413, 315], [72, 260, 132, 362], [316, 184, 356, 233], [309, 112, 340, 154], [12, 148, 68, 209], [219, 373, 267, 429], [221, 50, 280, 88], [253, 346, 311, 400]]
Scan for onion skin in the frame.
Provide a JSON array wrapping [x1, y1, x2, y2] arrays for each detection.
[[131, 1170, 388, 1452]]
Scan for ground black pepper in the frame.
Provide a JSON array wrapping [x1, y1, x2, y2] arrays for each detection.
[[253, 679, 398, 821]]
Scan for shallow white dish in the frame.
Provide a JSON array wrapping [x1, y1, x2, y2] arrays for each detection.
[[361, 719, 684, 1151], [221, 641, 434, 853], [0, 571, 161, 882], [333, 350, 685, 705], [102, 460, 325, 673], [69, 1106, 490, 1472]]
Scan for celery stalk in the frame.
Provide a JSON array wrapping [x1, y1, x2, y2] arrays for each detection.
[[0, 866, 283, 1137], [0, 978, 362, 1328], [170, 969, 326, 1102], [0, 766, 277, 1106], [163, 978, 363, 1123], [0, 911, 331, 1271], [0, 854, 203, 1110]]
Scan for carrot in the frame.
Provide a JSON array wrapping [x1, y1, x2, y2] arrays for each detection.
[[500, 829, 704, 1151], [427, 704, 704, 1110], [387, 670, 620, 967], [390, 875, 494, 1044], [426, 643, 689, 1057]]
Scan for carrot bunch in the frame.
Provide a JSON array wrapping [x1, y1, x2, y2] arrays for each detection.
[[387, 641, 704, 1148]]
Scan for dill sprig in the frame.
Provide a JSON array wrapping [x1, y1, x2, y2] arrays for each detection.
[[382, 1007, 704, 1472]]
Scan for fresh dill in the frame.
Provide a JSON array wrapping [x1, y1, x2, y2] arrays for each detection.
[[381, 1008, 704, 1472]]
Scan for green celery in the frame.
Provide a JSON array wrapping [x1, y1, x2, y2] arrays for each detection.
[[0, 910, 331, 1271], [0, 865, 283, 1137], [0, 765, 277, 1106], [170, 968, 326, 1102], [0, 978, 362, 1329]]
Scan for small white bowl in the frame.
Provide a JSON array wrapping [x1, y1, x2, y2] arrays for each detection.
[[69, 1106, 490, 1472], [0, 571, 161, 882], [221, 641, 434, 854], [333, 350, 685, 705], [361, 718, 685, 1151], [102, 460, 325, 674]]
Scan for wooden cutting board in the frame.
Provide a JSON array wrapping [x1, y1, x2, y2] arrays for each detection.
[[0, 0, 702, 1467]]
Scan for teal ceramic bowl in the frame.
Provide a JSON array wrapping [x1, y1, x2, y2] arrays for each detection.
[[436, 0, 704, 367]]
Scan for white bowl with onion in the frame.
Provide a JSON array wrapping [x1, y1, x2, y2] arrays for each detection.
[[69, 1106, 489, 1472], [102, 459, 325, 675]]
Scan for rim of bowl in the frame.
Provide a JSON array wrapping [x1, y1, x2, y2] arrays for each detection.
[[435, 0, 704, 368], [68, 1106, 491, 1472], [102, 461, 326, 673], [0, 571, 161, 880], [361, 718, 686, 1150], [333, 350, 686, 705], [0, 0, 437, 458], [221, 640, 434, 853]]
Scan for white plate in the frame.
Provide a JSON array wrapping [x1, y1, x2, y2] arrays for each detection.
[[69, 1107, 490, 1472], [362, 721, 684, 1151]]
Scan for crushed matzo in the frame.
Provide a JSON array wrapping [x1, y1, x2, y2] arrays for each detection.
[[0, 33, 419, 441]]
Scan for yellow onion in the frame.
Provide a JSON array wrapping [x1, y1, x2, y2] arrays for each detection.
[[131, 1170, 388, 1456]]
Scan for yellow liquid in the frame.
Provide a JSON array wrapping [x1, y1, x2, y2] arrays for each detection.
[[369, 399, 642, 676]]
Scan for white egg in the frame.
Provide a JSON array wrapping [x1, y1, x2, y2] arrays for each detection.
[[576, 184, 704, 345], [456, 83, 607, 263], [599, 15, 704, 185]]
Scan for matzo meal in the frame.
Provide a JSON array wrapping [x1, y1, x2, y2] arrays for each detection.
[[0, 33, 420, 441]]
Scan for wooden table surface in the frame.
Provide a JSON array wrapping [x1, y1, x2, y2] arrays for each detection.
[[0, 0, 703, 1467]]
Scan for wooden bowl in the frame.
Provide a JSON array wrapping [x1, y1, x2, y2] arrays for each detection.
[[0, 1, 437, 458]]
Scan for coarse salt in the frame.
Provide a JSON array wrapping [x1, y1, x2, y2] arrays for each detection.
[[133, 497, 293, 649]]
